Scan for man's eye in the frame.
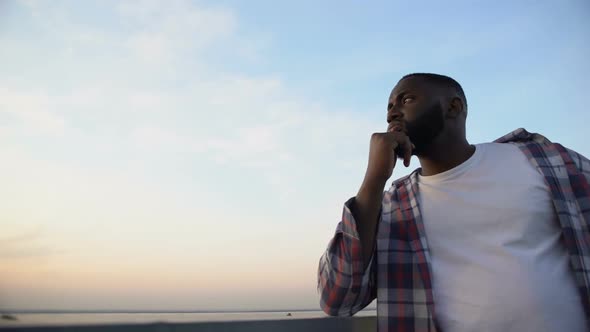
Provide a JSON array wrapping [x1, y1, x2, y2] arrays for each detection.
[[402, 97, 415, 104]]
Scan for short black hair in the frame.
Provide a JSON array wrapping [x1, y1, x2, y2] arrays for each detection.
[[401, 73, 467, 111]]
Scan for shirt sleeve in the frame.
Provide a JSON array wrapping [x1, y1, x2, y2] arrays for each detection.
[[565, 147, 590, 186], [317, 197, 377, 316]]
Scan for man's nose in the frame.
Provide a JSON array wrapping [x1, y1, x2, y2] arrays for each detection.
[[387, 110, 403, 123]]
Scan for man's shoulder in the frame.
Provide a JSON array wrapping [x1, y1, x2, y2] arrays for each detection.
[[494, 128, 552, 145], [494, 129, 589, 182], [494, 128, 585, 160]]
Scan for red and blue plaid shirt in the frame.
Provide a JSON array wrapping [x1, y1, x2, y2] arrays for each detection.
[[318, 128, 590, 331]]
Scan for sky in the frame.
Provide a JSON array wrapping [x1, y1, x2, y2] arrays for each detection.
[[0, 0, 589, 312]]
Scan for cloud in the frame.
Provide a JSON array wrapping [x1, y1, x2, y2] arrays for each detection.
[[0, 226, 66, 260], [0, 88, 66, 136], [0, 2, 390, 310], [18, 0, 108, 47], [130, 126, 192, 152], [0, 227, 43, 244], [1, 0, 383, 198], [118, 0, 237, 65], [0, 245, 65, 259], [0, 0, 382, 242]]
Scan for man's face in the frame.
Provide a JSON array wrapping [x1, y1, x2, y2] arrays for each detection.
[[387, 77, 445, 154]]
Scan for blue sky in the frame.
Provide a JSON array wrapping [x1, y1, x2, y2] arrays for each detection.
[[0, 0, 589, 311]]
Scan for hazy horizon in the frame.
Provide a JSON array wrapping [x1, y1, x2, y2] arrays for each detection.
[[1, 0, 589, 312], [0, 308, 374, 313]]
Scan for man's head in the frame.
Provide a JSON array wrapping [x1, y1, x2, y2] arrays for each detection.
[[387, 73, 467, 155]]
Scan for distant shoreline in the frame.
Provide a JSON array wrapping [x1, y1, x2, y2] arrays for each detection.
[[1, 308, 377, 314]]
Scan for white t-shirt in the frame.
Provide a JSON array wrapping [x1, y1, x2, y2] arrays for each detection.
[[417, 142, 587, 332]]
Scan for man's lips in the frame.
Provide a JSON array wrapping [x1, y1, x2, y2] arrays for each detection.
[[388, 122, 405, 132]]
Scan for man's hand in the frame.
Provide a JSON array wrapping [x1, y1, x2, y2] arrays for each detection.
[[365, 128, 414, 184]]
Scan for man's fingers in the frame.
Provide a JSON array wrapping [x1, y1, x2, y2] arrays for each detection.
[[384, 131, 413, 167]]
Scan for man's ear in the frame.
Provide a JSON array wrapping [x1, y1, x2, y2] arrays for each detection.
[[447, 97, 464, 118]]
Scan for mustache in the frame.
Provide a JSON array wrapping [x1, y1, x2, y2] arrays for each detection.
[[387, 121, 406, 133]]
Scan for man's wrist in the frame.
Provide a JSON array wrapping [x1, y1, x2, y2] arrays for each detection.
[[359, 175, 387, 197]]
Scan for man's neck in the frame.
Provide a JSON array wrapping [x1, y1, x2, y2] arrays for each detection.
[[417, 137, 475, 176]]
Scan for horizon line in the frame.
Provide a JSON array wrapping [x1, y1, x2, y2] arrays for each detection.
[[0, 308, 377, 314]]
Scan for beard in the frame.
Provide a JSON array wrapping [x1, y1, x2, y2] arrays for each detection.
[[404, 102, 445, 155]]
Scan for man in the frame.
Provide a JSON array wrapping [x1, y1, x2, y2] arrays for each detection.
[[317, 73, 590, 332]]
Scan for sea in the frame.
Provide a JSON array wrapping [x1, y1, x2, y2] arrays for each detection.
[[0, 309, 377, 328]]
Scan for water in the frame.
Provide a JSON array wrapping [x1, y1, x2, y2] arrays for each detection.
[[0, 310, 377, 328]]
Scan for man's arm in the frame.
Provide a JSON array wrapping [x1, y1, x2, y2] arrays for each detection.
[[317, 129, 412, 316], [354, 129, 412, 268], [354, 177, 387, 269]]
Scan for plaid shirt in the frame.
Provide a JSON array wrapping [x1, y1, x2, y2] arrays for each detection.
[[318, 128, 590, 332]]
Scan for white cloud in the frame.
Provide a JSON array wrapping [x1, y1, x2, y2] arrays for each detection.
[[18, 0, 108, 46], [127, 32, 170, 64], [0, 88, 66, 136], [118, 0, 237, 65], [131, 126, 191, 152], [1, 0, 382, 246], [2, 0, 381, 188]]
